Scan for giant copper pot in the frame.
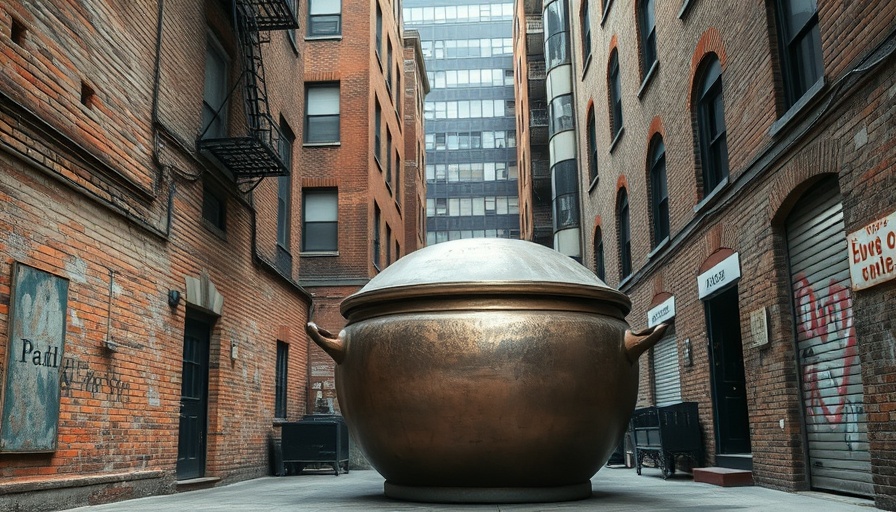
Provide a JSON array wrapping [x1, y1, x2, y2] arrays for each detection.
[[307, 239, 666, 502]]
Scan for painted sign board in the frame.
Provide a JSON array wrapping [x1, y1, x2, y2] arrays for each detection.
[[1, 263, 69, 452], [647, 296, 676, 328], [697, 252, 741, 299], [847, 210, 896, 291]]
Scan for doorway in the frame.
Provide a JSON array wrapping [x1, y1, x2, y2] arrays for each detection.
[[176, 316, 211, 480], [705, 286, 751, 467]]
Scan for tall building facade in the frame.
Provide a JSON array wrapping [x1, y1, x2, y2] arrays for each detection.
[[514, 0, 553, 249], [0, 0, 312, 509], [515, 0, 896, 507], [514, 0, 582, 259], [404, 0, 521, 245], [298, 0, 426, 415]]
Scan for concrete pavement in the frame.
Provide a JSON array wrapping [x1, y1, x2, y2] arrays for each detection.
[[67, 466, 877, 512]]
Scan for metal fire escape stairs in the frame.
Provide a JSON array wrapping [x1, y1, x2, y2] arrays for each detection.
[[198, 0, 298, 182]]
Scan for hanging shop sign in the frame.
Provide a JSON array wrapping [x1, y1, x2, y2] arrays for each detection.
[[647, 295, 676, 328], [848, 210, 896, 291], [697, 252, 741, 299]]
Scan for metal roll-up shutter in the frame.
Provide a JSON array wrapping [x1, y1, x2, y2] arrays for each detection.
[[785, 178, 872, 497], [652, 327, 681, 406]]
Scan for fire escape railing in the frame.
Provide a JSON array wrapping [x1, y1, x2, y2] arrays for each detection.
[[198, 0, 298, 180]]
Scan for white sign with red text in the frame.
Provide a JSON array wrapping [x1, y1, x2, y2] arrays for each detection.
[[848, 210, 896, 291]]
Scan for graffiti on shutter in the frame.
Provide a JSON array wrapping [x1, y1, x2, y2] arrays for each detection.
[[786, 178, 872, 497]]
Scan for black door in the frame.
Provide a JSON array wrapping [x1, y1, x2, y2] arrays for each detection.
[[176, 317, 211, 480], [705, 287, 751, 455]]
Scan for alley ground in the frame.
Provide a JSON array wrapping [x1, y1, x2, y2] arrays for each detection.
[[66, 465, 877, 512]]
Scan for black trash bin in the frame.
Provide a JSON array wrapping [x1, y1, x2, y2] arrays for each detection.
[[630, 402, 702, 479], [281, 415, 349, 475]]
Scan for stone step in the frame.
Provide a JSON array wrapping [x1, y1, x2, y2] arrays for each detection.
[[693, 467, 754, 487]]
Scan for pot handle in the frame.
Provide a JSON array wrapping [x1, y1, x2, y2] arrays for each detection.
[[624, 323, 670, 365], [306, 322, 346, 364]]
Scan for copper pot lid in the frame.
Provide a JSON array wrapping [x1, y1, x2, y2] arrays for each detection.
[[341, 239, 631, 317]]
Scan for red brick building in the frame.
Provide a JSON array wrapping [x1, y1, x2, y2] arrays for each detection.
[[0, 0, 308, 499], [518, 0, 896, 506], [402, 30, 430, 254], [298, 0, 425, 414]]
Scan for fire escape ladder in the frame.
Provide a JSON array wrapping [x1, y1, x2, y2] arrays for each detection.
[[236, 2, 273, 138], [197, 0, 298, 181]]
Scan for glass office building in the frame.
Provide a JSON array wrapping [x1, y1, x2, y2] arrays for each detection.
[[404, 1, 520, 245]]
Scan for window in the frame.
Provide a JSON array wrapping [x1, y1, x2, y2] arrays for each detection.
[[581, 1, 592, 64], [305, 84, 340, 143], [638, 0, 657, 78], [648, 136, 669, 245], [394, 148, 400, 197], [374, 101, 382, 161], [201, 37, 229, 139], [553, 160, 579, 229], [696, 57, 728, 196], [302, 189, 337, 252], [594, 226, 606, 281], [386, 224, 392, 265], [309, 0, 341, 36], [385, 130, 393, 188], [617, 189, 631, 279], [373, 203, 382, 267], [386, 42, 393, 91], [549, 94, 574, 136], [277, 120, 295, 249], [608, 50, 623, 140], [202, 183, 226, 231], [394, 63, 402, 110], [286, 0, 297, 49], [376, 5, 383, 58], [275, 341, 288, 418], [587, 107, 598, 183], [774, 0, 823, 108], [544, 0, 570, 71]]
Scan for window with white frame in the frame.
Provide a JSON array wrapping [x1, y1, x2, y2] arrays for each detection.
[[304, 84, 340, 143], [302, 189, 338, 252], [309, 0, 341, 37]]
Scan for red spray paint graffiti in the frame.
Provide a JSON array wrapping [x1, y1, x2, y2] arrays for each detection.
[[793, 274, 862, 446]]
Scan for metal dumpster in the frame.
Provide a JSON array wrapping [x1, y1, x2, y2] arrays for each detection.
[[281, 415, 349, 475]]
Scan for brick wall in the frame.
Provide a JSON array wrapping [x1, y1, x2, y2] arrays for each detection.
[[0, 0, 312, 509], [567, 0, 896, 505]]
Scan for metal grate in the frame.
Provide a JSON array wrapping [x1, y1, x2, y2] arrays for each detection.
[[242, 0, 298, 31], [198, 117, 288, 179]]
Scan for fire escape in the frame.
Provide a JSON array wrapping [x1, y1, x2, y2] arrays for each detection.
[[198, 0, 298, 181]]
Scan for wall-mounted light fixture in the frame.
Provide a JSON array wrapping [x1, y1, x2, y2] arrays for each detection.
[[683, 338, 693, 367], [231, 338, 239, 361], [168, 290, 181, 308]]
